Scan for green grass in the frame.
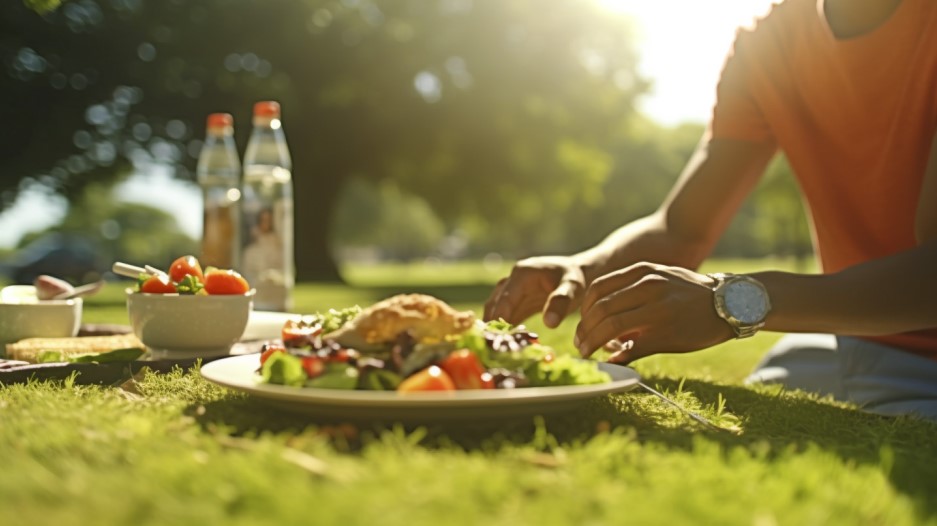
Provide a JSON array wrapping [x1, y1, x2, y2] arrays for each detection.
[[3, 259, 936, 526]]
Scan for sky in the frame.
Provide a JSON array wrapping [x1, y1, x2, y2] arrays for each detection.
[[0, 0, 778, 250]]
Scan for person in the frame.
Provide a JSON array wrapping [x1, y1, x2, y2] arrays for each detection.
[[484, 0, 937, 420]]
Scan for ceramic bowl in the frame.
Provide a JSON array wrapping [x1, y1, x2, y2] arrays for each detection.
[[126, 290, 254, 359], [0, 299, 83, 357]]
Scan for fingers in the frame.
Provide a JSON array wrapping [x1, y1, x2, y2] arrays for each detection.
[[486, 275, 544, 324], [486, 261, 583, 326], [606, 339, 653, 365], [577, 307, 650, 359], [483, 278, 508, 321], [575, 274, 665, 357], [579, 263, 661, 315], [486, 283, 524, 324], [542, 273, 585, 328]]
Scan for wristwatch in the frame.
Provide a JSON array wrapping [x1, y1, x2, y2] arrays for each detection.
[[707, 273, 771, 339]]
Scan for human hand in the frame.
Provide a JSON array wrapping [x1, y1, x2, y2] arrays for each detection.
[[575, 263, 734, 364], [484, 255, 588, 328]]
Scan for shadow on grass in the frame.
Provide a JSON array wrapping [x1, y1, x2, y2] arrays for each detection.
[[626, 377, 937, 517], [188, 375, 937, 517]]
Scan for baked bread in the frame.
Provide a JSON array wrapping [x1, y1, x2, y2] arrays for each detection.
[[325, 294, 475, 351], [6, 334, 144, 363]]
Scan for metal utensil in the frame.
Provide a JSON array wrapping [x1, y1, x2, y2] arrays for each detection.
[[637, 381, 723, 431], [50, 280, 105, 300], [112, 262, 158, 279]]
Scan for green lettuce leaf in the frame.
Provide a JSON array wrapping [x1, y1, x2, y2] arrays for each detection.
[[261, 352, 306, 387], [305, 364, 359, 389]]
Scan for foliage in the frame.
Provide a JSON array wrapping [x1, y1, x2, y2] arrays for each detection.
[[19, 181, 197, 270], [715, 155, 813, 262], [331, 179, 446, 261], [22, 0, 60, 14], [0, 0, 650, 279]]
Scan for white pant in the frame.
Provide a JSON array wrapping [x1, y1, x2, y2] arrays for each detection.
[[747, 334, 937, 421]]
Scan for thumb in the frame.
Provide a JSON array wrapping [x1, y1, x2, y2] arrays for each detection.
[[542, 274, 585, 328]]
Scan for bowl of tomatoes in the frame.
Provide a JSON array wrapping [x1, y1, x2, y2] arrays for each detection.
[[125, 256, 255, 359]]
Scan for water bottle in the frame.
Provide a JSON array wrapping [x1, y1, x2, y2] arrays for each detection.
[[197, 112, 241, 270], [240, 101, 294, 311]]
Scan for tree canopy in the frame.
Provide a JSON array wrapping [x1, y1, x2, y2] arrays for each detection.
[[3, 0, 811, 278]]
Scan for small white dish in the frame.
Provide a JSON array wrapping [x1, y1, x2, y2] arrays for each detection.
[[126, 290, 254, 359], [0, 298, 83, 356]]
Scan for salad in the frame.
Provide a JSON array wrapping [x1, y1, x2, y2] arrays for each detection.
[[134, 255, 251, 295], [258, 294, 610, 392]]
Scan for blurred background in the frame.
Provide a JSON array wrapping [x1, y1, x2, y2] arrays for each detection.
[[0, 0, 811, 285]]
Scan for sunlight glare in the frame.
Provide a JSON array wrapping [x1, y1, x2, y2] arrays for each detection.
[[594, 0, 778, 125]]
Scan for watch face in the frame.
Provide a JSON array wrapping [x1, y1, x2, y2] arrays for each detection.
[[724, 280, 769, 324]]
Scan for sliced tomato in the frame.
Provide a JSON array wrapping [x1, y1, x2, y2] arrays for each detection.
[[329, 348, 350, 363], [397, 366, 456, 392], [301, 356, 326, 379], [282, 319, 322, 343], [140, 274, 177, 294], [259, 344, 286, 366], [203, 269, 250, 295], [169, 255, 204, 283], [438, 349, 494, 390]]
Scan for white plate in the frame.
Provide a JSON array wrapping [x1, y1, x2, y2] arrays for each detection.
[[200, 354, 641, 422]]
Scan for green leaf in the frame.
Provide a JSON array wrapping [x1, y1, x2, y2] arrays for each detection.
[[69, 347, 145, 364], [176, 275, 204, 295], [261, 352, 306, 387], [360, 369, 402, 391], [36, 350, 65, 363], [305, 364, 359, 390]]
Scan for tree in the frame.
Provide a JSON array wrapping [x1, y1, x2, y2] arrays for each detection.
[[1, 0, 648, 280], [331, 178, 445, 261], [19, 180, 198, 270]]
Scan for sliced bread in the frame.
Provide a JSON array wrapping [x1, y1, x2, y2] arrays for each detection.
[[6, 334, 144, 363]]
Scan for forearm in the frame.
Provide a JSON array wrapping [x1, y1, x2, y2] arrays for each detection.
[[753, 240, 937, 335], [572, 138, 774, 285], [573, 212, 714, 284]]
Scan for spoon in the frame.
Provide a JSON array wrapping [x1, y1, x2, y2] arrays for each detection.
[[50, 280, 105, 300], [112, 262, 162, 279]]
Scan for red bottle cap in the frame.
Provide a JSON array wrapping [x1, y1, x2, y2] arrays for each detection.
[[206, 113, 233, 129], [253, 101, 281, 118]]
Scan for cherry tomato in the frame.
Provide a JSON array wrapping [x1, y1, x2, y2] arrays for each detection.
[[259, 344, 286, 366], [301, 356, 325, 379], [140, 274, 177, 294], [203, 269, 250, 295], [397, 366, 456, 392], [330, 348, 350, 363], [169, 255, 204, 284], [282, 319, 322, 344], [438, 349, 494, 390]]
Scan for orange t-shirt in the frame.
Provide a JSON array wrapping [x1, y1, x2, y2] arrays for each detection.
[[710, 0, 937, 357]]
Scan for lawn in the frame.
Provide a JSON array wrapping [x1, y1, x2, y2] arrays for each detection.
[[2, 259, 936, 526]]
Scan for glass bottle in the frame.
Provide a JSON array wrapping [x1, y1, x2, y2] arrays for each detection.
[[240, 101, 294, 311], [196, 112, 241, 270]]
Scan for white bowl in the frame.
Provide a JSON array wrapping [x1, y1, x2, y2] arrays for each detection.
[[126, 290, 254, 359], [0, 299, 83, 357]]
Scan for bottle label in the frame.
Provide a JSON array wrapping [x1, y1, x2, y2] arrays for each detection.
[[241, 170, 294, 311], [201, 204, 239, 269]]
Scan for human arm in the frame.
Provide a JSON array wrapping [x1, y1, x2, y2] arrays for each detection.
[[484, 135, 776, 327], [575, 128, 937, 361], [752, 128, 937, 336]]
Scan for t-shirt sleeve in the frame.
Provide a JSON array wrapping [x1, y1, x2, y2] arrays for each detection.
[[708, 29, 775, 143]]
